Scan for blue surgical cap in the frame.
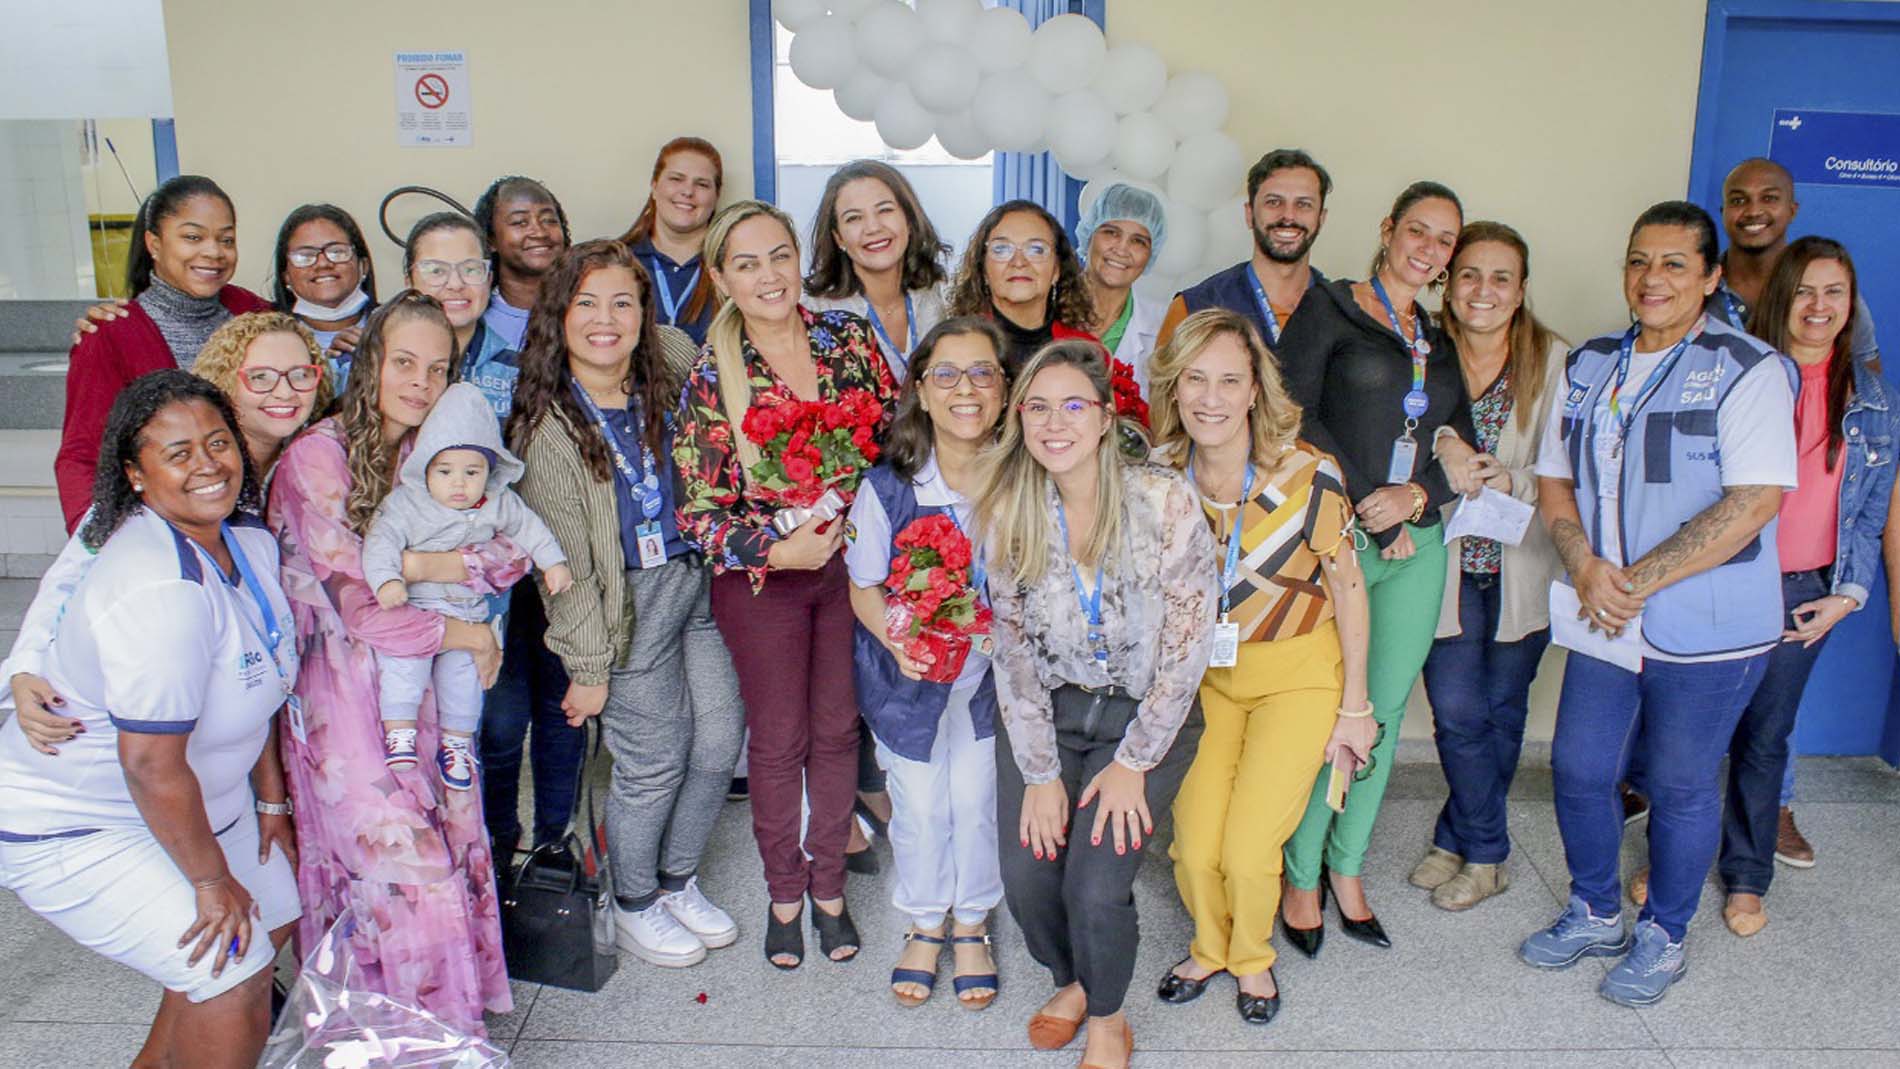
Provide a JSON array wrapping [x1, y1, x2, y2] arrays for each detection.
[[1074, 184, 1168, 263]]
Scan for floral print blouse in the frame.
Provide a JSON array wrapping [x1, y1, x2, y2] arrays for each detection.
[[988, 463, 1219, 784], [1460, 369, 1512, 576], [673, 305, 898, 590]]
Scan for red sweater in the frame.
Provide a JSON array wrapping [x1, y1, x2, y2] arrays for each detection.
[[56, 286, 270, 531]]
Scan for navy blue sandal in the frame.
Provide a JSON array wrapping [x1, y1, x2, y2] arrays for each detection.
[[890, 928, 945, 1006], [951, 932, 999, 1010]]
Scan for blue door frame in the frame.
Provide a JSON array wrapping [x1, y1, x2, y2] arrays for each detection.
[[1690, 0, 1900, 766]]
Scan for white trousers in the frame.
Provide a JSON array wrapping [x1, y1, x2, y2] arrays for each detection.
[[874, 687, 1002, 929]]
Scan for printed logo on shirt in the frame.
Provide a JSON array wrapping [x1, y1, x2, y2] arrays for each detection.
[[1680, 365, 1727, 406], [1564, 383, 1591, 415], [237, 648, 268, 690], [843, 519, 858, 544]]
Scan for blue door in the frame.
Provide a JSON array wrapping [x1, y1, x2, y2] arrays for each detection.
[[1689, 0, 1900, 764]]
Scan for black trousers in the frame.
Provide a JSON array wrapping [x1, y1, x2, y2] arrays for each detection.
[[995, 684, 1203, 1017]]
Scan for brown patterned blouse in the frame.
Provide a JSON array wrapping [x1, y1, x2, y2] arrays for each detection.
[[1194, 441, 1355, 643]]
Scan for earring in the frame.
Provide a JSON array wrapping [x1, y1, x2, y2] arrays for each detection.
[[131, 482, 143, 492]]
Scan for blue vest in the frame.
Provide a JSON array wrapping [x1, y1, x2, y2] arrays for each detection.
[[1559, 317, 1793, 657], [850, 464, 997, 763], [1177, 262, 1326, 343], [460, 319, 520, 423]]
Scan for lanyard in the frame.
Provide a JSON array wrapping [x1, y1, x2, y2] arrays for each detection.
[[649, 257, 701, 325], [1053, 497, 1107, 664], [1606, 321, 1702, 450], [1721, 287, 1746, 329], [219, 522, 291, 692], [1371, 277, 1431, 428], [571, 379, 664, 522], [943, 501, 986, 603], [1187, 455, 1255, 618], [863, 292, 916, 374], [1244, 263, 1284, 345]]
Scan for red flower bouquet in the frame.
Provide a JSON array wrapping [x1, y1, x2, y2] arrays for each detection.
[[1108, 355, 1149, 428], [883, 514, 992, 684], [741, 388, 885, 534]]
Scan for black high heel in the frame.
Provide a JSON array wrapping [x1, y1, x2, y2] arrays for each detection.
[[1281, 878, 1324, 959], [809, 894, 861, 962], [765, 902, 804, 970], [854, 795, 891, 841], [1326, 867, 1392, 949], [845, 846, 881, 875]]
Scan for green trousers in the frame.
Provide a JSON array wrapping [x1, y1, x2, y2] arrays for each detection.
[[1283, 523, 1447, 885]]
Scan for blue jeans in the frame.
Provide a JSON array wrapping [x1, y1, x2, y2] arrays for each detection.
[[479, 583, 581, 850], [1720, 569, 1831, 895], [1552, 651, 1768, 941], [1420, 572, 1552, 864]]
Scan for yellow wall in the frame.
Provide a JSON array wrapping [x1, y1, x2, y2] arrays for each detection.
[[161, 0, 757, 298]]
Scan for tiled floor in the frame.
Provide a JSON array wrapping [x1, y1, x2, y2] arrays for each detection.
[[1, 577, 1897, 1067]]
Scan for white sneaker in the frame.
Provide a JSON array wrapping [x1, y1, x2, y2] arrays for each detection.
[[659, 877, 738, 949], [614, 899, 706, 968]]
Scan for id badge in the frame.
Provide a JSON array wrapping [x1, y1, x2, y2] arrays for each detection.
[[1209, 619, 1240, 667], [284, 693, 308, 745], [635, 521, 667, 570], [1386, 435, 1418, 484]]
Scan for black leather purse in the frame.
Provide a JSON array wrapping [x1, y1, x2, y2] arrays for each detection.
[[499, 720, 619, 992]]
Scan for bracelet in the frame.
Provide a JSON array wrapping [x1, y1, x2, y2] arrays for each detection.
[[255, 799, 293, 816], [1337, 702, 1374, 718], [1405, 483, 1427, 523]]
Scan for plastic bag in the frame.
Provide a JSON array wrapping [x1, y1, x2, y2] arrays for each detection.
[[259, 910, 509, 1068]]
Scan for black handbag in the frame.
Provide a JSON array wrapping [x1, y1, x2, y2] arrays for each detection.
[[499, 720, 619, 991]]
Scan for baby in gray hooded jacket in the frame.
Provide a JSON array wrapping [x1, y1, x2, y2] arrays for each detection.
[[363, 382, 571, 789]]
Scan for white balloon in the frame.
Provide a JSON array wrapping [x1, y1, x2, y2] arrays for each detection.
[[787, 16, 856, 90], [967, 6, 1032, 72], [1153, 71, 1230, 138], [1112, 112, 1177, 181], [1078, 170, 1131, 215], [971, 68, 1049, 154], [827, 0, 878, 21], [915, 0, 982, 44], [934, 108, 991, 160], [774, 0, 827, 32], [833, 68, 887, 123], [1202, 196, 1252, 266], [1029, 13, 1107, 96], [874, 84, 936, 151], [1166, 130, 1247, 212], [1152, 198, 1206, 279], [855, 1, 927, 80], [1134, 269, 1182, 308], [907, 44, 980, 114], [1047, 90, 1118, 173], [1092, 43, 1167, 115]]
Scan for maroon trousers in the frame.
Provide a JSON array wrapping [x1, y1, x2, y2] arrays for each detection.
[[711, 556, 860, 904]]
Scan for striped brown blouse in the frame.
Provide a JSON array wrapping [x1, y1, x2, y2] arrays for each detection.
[[1198, 442, 1355, 643]]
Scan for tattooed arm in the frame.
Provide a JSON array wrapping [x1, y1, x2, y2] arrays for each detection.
[[1540, 475, 1644, 633], [1624, 485, 1784, 597]]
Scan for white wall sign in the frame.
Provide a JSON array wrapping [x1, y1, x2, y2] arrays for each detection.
[[393, 51, 472, 147]]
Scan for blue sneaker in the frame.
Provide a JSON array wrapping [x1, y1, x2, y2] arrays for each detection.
[[437, 735, 477, 792], [1599, 919, 1687, 1006], [1519, 894, 1632, 969]]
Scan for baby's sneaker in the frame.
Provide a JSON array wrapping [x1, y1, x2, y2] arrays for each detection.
[[384, 727, 420, 770], [438, 735, 478, 792]]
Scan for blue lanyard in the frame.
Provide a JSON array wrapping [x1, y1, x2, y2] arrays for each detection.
[[1606, 320, 1703, 448], [1371, 277, 1431, 424], [571, 379, 664, 522], [649, 257, 701, 325], [1721, 287, 1747, 328], [863, 292, 916, 374], [1187, 455, 1255, 618], [1053, 497, 1107, 664], [1243, 263, 1283, 345], [219, 522, 291, 692]]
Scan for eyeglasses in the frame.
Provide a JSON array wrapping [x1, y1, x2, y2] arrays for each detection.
[[1353, 723, 1388, 783], [986, 239, 1053, 263], [412, 258, 491, 288], [924, 362, 1003, 391], [240, 364, 324, 394], [1018, 397, 1105, 425], [286, 243, 357, 268]]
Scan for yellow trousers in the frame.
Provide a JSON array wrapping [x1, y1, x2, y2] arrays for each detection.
[[1169, 621, 1341, 975]]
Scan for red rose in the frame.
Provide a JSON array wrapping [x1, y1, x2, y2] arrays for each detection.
[[784, 455, 815, 483]]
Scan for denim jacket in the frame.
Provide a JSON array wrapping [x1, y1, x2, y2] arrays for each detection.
[[1830, 358, 1897, 607]]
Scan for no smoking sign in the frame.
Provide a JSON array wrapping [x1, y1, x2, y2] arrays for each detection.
[[415, 73, 450, 110], [394, 51, 470, 146]]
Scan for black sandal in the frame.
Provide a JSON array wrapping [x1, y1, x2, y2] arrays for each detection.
[[809, 894, 860, 962], [765, 902, 804, 970]]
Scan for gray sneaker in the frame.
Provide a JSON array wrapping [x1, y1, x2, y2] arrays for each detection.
[[1598, 919, 1686, 1006], [1519, 894, 1631, 969]]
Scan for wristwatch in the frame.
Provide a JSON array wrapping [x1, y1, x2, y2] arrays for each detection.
[[256, 799, 293, 816]]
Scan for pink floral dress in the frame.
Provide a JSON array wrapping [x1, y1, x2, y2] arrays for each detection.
[[268, 418, 529, 1036]]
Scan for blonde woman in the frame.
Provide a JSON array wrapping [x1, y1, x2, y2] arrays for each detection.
[[973, 340, 1215, 1069], [1148, 309, 1373, 1027], [673, 201, 898, 970]]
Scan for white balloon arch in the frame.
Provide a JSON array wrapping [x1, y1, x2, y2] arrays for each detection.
[[777, 0, 1251, 304]]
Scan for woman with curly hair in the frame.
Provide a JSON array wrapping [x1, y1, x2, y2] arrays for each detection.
[[266, 291, 533, 1035], [946, 200, 1098, 376]]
